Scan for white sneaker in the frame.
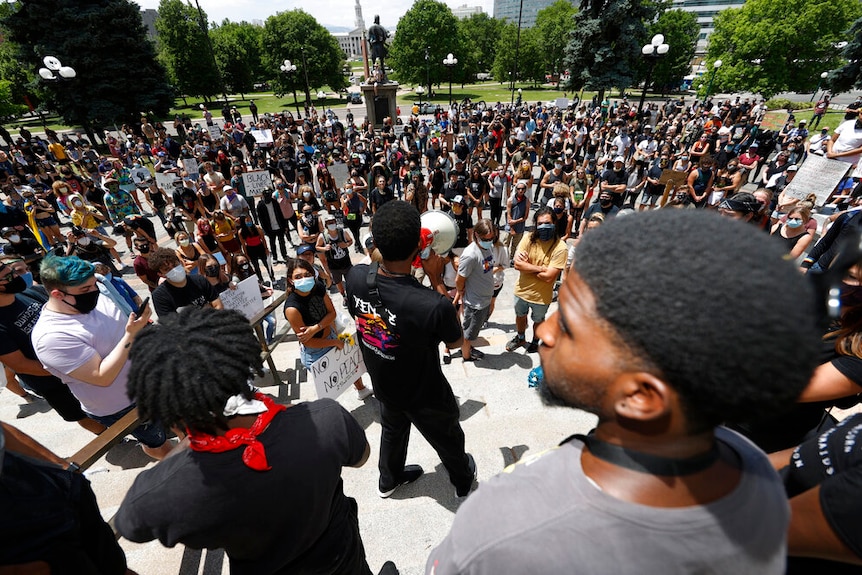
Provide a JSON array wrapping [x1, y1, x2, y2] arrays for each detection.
[[357, 386, 374, 400]]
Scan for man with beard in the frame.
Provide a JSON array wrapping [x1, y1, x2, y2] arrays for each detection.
[[427, 210, 820, 574], [578, 191, 619, 237]]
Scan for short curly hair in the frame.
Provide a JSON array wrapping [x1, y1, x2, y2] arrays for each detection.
[[147, 247, 180, 274], [574, 209, 820, 430], [370, 201, 421, 261]]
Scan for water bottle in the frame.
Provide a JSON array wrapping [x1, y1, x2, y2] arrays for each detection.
[[527, 365, 544, 389]]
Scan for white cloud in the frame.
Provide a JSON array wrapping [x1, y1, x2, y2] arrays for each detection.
[[134, 0, 493, 29]]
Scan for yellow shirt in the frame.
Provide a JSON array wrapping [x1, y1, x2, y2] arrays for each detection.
[[71, 208, 99, 230], [513, 235, 568, 305], [213, 218, 235, 241], [47, 142, 67, 161]]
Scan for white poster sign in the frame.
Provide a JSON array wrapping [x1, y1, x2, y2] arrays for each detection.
[[242, 170, 273, 197], [310, 338, 367, 400], [329, 163, 350, 189], [783, 155, 851, 206], [207, 125, 222, 140], [251, 129, 274, 147], [555, 98, 568, 110], [154, 172, 179, 190], [182, 157, 199, 180], [219, 276, 264, 320]]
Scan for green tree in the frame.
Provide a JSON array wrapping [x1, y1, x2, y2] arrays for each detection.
[[0, 80, 27, 119], [455, 13, 503, 81], [261, 10, 346, 105], [389, 0, 461, 91], [535, 0, 578, 80], [493, 24, 545, 87], [2, 0, 173, 144], [156, 0, 221, 101], [210, 20, 264, 98], [826, 17, 862, 93], [563, 0, 654, 101], [646, 9, 699, 92], [706, 0, 862, 99]]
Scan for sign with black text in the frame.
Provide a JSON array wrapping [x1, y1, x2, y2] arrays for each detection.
[[241, 170, 273, 197]]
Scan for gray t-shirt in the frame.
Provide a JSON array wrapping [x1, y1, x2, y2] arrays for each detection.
[[457, 242, 496, 309], [426, 427, 788, 575]]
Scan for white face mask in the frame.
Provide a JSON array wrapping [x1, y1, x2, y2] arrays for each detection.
[[8, 234, 19, 243], [178, 238, 190, 247], [77, 236, 91, 246], [326, 223, 337, 231], [165, 264, 186, 283]]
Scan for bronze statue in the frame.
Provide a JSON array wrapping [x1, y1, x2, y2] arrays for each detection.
[[367, 15, 389, 81]]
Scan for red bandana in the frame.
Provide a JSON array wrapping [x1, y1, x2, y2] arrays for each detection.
[[187, 392, 286, 471]]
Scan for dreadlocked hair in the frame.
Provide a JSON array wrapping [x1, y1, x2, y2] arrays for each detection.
[[127, 307, 264, 435]]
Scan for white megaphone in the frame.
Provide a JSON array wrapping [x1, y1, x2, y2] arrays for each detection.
[[420, 210, 459, 255]]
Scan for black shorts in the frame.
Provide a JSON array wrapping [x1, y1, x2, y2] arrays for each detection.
[[19, 374, 87, 422]]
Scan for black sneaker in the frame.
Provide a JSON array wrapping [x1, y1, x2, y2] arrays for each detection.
[[526, 341, 540, 353], [456, 453, 477, 498], [378, 464, 424, 498], [378, 561, 400, 575], [505, 335, 525, 352]]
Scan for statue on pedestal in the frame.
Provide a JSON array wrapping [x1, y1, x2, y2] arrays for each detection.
[[367, 15, 389, 82]]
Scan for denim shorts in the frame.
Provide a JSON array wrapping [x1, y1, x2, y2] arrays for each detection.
[[300, 329, 338, 368], [89, 403, 167, 448], [514, 296, 550, 323]]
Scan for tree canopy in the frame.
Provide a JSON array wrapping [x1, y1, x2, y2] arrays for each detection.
[[492, 24, 545, 87], [2, 0, 172, 136], [828, 17, 862, 94], [389, 0, 462, 89], [535, 0, 578, 79], [706, 0, 862, 99], [261, 10, 347, 102], [563, 0, 655, 98], [455, 13, 504, 82], [156, 0, 222, 101], [210, 20, 265, 98]]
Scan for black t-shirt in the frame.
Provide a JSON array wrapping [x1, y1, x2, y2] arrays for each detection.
[[284, 280, 328, 339], [370, 187, 394, 210], [783, 413, 862, 575], [0, 287, 58, 389], [152, 274, 218, 316], [453, 210, 473, 248], [345, 265, 462, 408], [645, 164, 665, 195], [115, 399, 367, 575]]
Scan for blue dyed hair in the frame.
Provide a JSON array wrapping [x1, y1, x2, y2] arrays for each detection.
[[40, 255, 95, 291]]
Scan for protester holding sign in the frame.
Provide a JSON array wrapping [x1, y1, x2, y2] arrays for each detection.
[[284, 258, 372, 401]]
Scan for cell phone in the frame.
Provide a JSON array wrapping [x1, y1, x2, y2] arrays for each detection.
[[135, 297, 150, 317]]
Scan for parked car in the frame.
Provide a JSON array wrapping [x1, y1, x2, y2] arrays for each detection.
[[413, 102, 438, 114], [347, 92, 363, 104], [476, 72, 492, 81]]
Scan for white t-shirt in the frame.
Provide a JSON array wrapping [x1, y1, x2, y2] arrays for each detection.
[[833, 119, 862, 165], [32, 295, 132, 417]]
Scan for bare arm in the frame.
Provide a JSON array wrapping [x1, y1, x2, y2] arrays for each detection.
[[797, 362, 862, 403], [787, 485, 862, 565]]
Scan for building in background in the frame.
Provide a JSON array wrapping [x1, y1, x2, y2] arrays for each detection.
[[140, 8, 157, 40], [493, 0, 564, 28], [452, 4, 484, 19], [672, 0, 746, 56], [334, 0, 369, 60]]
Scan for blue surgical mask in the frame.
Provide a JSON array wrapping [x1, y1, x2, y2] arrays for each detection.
[[293, 276, 316, 293], [20, 271, 32, 289], [420, 246, 432, 260], [786, 218, 803, 228], [478, 239, 494, 250], [536, 223, 555, 241]]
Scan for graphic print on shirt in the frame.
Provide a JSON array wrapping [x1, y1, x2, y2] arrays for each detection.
[[352, 296, 399, 359]]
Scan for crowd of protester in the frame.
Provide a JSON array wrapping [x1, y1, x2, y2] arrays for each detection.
[[2, 89, 862, 573]]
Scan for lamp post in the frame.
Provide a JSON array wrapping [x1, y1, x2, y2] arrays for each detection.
[[37, 56, 77, 134], [638, 34, 669, 117], [516, 88, 523, 107], [702, 59, 722, 108], [425, 45, 431, 103], [300, 48, 312, 113], [810, 71, 829, 102], [416, 86, 425, 107], [193, 0, 228, 104], [279, 59, 301, 117], [443, 53, 458, 107]]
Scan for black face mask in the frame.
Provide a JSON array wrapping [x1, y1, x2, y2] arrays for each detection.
[[0, 275, 26, 294], [137, 243, 150, 253], [63, 289, 99, 314], [205, 265, 220, 277]]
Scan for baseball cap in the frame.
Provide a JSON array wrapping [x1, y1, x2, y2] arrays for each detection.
[[296, 244, 315, 255], [453, 195, 466, 205], [613, 156, 625, 163]]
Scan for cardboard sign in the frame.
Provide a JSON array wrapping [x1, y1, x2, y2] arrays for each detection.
[[154, 172, 179, 190], [182, 157, 199, 180], [251, 129, 274, 147], [783, 155, 851, 206], [207, 125, 222, 140], [241, 170, 272, 197], [329, 163, 350, 189], [659, 169, 688, 187], [310, 337, 367, 400], [219, 276, 264, 320]]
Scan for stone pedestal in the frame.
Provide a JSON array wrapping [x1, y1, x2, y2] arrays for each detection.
[[359, 81, 398, 129]]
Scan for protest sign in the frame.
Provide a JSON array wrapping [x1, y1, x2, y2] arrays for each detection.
[[783, 155, 851, 206], [329, 163, 350, 189], [219, 276, 264, 320], [154, 172, 179, 190], [182, 157, 199, 180], [207, 125, 222, 140], [241, 170, 272, 197], [251, 129, 274, 147], [310, 337, 367, 400]]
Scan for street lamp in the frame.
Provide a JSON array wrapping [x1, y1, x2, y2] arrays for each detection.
[[416, 86, 425, 107], [37, 56, 77, 132], [810, 71, 829, 102], [638, 34, 669, 117], [443, 52, 458, 107], [280, 59, 301, 117], [702, 59, 722, 108], [300, 48, 312, 114], [517, 88, 523, 107]]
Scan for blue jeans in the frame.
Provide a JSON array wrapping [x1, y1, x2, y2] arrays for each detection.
[[89, 404, 167, 448]]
